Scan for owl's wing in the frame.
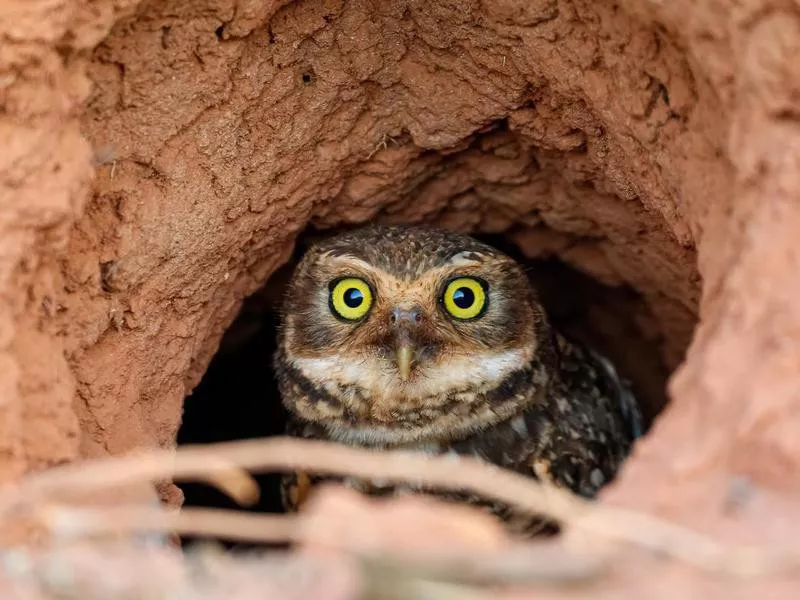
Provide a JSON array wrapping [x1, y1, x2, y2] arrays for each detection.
[[526, 333, 643, 497], [585, 344, 644, 440], [452, 333, 642, 499]]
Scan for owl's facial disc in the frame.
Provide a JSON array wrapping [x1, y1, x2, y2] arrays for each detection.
[[311, 264, 525, 390], [278, 227, 548, 443]]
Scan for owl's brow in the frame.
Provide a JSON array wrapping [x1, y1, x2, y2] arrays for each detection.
[[446, 251, 485, 267], [322, 252, 490, 283], [323, 254, 385, 276]]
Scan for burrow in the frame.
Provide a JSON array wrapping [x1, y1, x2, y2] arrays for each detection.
[[75, 0, 704, 535], [19, 0, 800, 550]]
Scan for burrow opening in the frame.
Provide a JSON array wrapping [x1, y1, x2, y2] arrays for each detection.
[[176, 225, 676, 550]]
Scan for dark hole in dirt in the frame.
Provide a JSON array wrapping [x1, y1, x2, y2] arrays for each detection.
[[176, 264, 293, 551], [176, 226, 670, 550]]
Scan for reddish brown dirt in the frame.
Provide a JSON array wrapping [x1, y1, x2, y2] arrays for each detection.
[[3, 0, 800, 595], [74, 0, 702, 462]]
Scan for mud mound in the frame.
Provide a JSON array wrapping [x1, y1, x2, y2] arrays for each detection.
[[3, 0, 800, 595]]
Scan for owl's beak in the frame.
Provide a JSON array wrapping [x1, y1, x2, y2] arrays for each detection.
[[396, 342, 413, 381], [391, 306, 421, 382]]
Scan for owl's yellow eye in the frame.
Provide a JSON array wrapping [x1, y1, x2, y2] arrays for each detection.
[[329, 277, 374, 321], [442, 277, 488, 320]]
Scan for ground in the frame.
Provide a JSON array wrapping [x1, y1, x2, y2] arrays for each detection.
[[2, 0, 800, 597]]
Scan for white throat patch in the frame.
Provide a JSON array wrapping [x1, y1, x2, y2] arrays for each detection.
[[291, 347, 529, 404]]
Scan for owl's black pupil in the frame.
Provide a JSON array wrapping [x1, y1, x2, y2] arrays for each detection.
[[452, 287, 475, 309], [343, 288, 364, 308]]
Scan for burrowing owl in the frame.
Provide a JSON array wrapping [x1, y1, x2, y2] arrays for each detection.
[[274, 225, 642, 534]]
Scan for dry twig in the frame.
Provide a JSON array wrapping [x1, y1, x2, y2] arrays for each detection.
[[37, 505, 608, 590], [40, 505, 299, 545], [2, 436, 799, 576]]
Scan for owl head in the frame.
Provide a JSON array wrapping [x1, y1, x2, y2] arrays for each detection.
[[275, 226, 555, 444]]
